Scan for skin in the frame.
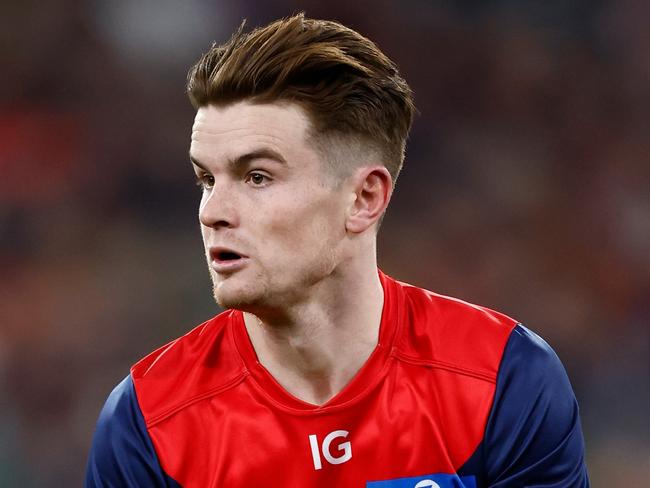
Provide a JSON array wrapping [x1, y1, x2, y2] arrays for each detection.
[[189, 100, 393, 405]]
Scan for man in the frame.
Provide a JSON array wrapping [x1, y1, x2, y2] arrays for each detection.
[[86, 14, 589, 487]]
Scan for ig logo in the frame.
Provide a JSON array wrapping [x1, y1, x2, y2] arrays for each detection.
[[308, 430, 352, 470]]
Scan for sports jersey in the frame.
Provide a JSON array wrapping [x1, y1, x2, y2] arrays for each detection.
[[85, 270, 589, 487]]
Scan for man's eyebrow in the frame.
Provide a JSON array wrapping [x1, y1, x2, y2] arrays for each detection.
[[231, 148, 287, 167], [189, 148, 287, 171], [189, 153, 208, 171]]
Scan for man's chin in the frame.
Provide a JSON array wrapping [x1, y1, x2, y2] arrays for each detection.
[[213, 287, 262, 312]]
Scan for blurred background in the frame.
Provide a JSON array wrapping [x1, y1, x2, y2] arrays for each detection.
[[1, 0, 648, 485]]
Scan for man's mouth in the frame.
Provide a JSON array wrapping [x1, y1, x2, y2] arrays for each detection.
[[215, 250, 242, 261], [209, 247, 249, 272]]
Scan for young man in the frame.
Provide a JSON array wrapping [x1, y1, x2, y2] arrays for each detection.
[[86, 15, 589, 487]]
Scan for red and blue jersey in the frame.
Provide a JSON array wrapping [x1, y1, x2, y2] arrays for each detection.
[[86, 271, 589, 487]]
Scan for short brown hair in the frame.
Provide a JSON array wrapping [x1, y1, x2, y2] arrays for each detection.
[[187, 14, 415, 183]]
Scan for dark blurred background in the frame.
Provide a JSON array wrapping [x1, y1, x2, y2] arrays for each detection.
[[1, 0, 648, 486]]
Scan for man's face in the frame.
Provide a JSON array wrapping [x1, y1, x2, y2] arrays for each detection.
[[190, 101, 350, 312]]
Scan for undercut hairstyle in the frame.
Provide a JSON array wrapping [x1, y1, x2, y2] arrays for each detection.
[[187, 13, 415, 184]]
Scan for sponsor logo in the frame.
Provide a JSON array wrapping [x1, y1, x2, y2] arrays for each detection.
[[367, 473, 476, 488], [308, 430, 352, 470], [414, 481, 441, 488]]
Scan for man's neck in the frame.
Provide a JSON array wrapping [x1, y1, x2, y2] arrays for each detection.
[[242, 261, 384, 406]]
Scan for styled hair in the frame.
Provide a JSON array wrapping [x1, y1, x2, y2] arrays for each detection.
[[187, 14, 415, 183]]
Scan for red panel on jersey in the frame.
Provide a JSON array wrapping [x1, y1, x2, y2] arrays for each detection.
[[131, 270, 517, 487]]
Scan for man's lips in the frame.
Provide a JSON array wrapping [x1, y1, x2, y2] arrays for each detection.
[[208, 247, 250, 272]]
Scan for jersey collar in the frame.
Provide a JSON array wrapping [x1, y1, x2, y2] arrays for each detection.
[[230, 269, 402, 413]]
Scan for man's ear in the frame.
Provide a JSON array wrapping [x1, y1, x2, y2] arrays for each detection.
[[345, 166, 393, 233]]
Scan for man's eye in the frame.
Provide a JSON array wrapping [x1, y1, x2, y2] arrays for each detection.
[[247, 172, 269, 186], [195, 174, 215, 189]]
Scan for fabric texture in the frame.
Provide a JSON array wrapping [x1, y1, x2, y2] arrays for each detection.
[[85, 271, 589, 487]]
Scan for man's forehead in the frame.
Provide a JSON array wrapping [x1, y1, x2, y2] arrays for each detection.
[[189, 101, 318, 167], [192, 101, 311, 136]]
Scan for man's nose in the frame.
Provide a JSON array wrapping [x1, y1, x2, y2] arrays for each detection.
[[198, 184, 238, 229]]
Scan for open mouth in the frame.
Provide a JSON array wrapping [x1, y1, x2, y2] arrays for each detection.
[[216, 251, 242, 261], [210, 247, 248, 267]]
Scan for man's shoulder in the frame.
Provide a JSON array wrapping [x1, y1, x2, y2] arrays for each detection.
[[392, 278, 518, 382], [130, 309, 247, 426]]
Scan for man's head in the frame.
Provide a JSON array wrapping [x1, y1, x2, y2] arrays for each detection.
[[187, 15, 414, 312], [187, 13, 414, 184]]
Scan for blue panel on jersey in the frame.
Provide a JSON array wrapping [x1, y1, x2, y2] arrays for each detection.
[[85, 375, 182, 487], [367, 473, 476, 488]]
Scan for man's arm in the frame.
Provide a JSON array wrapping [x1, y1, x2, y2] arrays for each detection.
[[85, 375, 180, 487], [483, 324, 589, 487]]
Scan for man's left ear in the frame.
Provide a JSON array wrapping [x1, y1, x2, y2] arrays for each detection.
[[345, 166, 393, 233]]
